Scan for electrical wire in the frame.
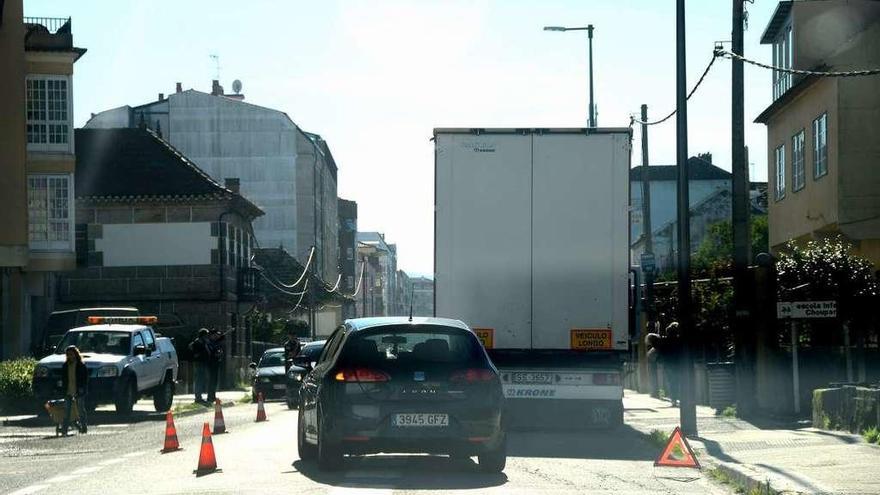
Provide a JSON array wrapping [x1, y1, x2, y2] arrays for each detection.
[[256, 268, 307, 296], [287, 279, 309, 314], [630, 51, 720, 127], [717, 49, 880, 77], [348, 260, 367, 298]]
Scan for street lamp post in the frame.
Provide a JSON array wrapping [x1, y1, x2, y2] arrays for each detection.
[[544, 25, 596, 127]]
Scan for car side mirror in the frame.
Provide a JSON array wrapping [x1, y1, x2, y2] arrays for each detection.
[[248, 362, 257, 370], [292, 356, 309, 368], [133, 344, 147, 356]]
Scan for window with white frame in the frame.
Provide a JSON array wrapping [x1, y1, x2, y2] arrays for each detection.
[[775, 145, 786, 200], [26, 76, 72, 151], [792, 130, 805, 191], [772, 25, 792, 100], [813, 112, 828, 178], [27, 174, 73, 250]]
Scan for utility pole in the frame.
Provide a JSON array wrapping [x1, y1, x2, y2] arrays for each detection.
[[308, 245, 316, 340], [587, 25, 596, 127], [676, 0, 698, 436], [640, 104, 656, 396], [731, 0, 755, 417]]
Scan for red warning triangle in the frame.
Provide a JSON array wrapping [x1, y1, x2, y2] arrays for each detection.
[[654, 426, 701, 468]]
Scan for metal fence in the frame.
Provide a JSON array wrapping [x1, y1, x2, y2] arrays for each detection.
[[23, 17, 70, 33]]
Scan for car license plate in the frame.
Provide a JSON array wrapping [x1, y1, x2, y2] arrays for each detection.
[[272, 384, 286, 390], [393, 413, 448, 427], [512, 372, 554, 384]]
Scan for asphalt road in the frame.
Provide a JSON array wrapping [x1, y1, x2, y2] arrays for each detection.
[[1, 401, 733, 495]]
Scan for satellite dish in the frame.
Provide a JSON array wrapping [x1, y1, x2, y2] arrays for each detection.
[[232, 79, 242, 94]]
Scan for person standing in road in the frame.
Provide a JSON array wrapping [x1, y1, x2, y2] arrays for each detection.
[[61, 345, 88, 436], [189, 328, 211, 404], [661, 322, 682, 406], [206, 329, 225, 403], [283, 327, 302, 372]]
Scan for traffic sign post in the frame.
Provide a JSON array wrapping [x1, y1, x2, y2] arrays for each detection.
[[777, 300, 837, 414], [640, 252, 656, 274]]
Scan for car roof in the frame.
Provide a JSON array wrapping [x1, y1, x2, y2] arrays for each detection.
[[69, 324, 151, 333], [263, 347, 284, 354], [302, 340, 326, 348], [345, 317, 470, 332]]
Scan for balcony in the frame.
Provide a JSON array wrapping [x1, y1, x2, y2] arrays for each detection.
[[24, 17, 71, 33], [238, 267, 258, 302]]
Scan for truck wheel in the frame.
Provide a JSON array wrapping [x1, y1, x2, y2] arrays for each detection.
[[114, 377, 136, 415], [297, 402, 316, 461], [153, 375, 174, 412], [316, 412, 342, 471], [477, 435, 507, 473]]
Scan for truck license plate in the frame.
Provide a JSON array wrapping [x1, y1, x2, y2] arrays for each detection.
[[393, 413, 448, 427], [512, 372, 554, 384], [273, 384, 286, 390]]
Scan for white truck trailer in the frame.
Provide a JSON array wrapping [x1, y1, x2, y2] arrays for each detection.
[[434, 128, 632, 428]]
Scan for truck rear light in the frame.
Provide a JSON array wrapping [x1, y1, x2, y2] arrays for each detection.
[[592, 373, 620, 385], [450, 369, 496, 383], [334, 368, 390, 383]]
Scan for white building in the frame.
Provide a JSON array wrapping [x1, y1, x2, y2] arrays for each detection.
[[85, 81, 338, 284], [356, 232, 398, 316]]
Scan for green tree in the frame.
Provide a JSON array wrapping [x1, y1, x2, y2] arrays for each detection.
[[692, 216, 769, 275]]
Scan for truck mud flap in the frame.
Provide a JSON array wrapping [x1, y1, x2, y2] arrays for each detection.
[[503, 398, 623, 431]]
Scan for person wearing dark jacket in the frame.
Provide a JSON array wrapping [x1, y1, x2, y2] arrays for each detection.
[[61, 345, 88, 435], [189, 329, 211, 404], [283, 328, 302, 372], [206, 330, 225, 403]]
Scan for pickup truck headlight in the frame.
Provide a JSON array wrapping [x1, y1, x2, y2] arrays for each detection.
[[97, 366, 119, 377], [259, 377, 272, 383], [34, 366, 49, 378]]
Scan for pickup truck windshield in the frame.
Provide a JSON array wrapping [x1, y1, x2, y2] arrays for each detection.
[[55, 331, 132, 355]]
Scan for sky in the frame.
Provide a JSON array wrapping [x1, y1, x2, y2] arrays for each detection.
[[27, 0, 781, 276]]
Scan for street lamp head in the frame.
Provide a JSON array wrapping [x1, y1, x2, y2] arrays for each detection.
[[543, 26, 567, 31]]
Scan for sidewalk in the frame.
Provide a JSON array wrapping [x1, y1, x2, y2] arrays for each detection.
[[1, 390, 250, 424], [624, 389, 880, 495]]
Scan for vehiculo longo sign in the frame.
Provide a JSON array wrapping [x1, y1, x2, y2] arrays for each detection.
[[777, 300, 837, 319]]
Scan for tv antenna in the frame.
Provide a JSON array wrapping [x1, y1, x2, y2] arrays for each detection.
[[210, 54, 221, 80]]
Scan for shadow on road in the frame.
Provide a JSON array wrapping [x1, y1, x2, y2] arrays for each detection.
[[507, 425, 657, 461], [290, 456, 507, 490], [3, 410, 165, 428]]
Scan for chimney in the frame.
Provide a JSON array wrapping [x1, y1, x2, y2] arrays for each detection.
[[225, 178, 240, 194], [175, 82, 182, 93], [211, 80, 223, 96], [158, 93, 164, 101], [697, 152, 713, 164]]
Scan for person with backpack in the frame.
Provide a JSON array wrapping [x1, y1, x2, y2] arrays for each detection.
[[188, 328, 211, 404]]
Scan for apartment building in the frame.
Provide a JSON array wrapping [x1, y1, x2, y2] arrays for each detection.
[[0, 3, 85, 358], [756, 1, 880, 263]]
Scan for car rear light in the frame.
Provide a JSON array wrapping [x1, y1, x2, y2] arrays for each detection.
[[450, 368, 496, 383], [592, 373, 621, 385], [333, 368, 390, 383]]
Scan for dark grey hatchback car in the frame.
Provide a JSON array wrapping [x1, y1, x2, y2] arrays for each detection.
[[297, 317, 506, 472]]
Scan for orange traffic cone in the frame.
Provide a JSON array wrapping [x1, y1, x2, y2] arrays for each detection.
[[213, 399, 227, 434], [160, 411, 181, 453], [255, 392, 267, 422], [194, 422, 218, 476]]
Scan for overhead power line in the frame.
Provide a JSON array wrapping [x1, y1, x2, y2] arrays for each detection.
[[717, 49, 880, 77], [630, 50, 720, 127]]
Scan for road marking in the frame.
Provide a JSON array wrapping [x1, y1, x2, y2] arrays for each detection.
[[123, 450, 147, 458], [71, 466, 102, 475], [8, 486, 49, 495], [44, 474, 81, 483]]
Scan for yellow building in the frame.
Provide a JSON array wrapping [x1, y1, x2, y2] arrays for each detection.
[[0, 1, 85, 358], [756, 1, 880, 265]]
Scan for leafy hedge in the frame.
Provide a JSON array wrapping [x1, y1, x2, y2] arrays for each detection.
[[0, 358, 36, 414]]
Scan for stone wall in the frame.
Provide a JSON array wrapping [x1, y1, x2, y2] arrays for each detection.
[[813, 386, 880, 433]]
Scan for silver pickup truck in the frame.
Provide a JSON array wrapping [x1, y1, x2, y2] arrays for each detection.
[[32, 317, 179, 415]]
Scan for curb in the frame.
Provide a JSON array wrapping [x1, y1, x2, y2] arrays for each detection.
[[634, 427, 782, 494], [170, 400, 237, 419]]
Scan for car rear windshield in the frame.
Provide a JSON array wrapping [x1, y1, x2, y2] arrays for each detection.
[[299, 344, 324, 361], [259, 352, 285, 367], [55, 331, 131, 355], [340, 325, 484, 369]]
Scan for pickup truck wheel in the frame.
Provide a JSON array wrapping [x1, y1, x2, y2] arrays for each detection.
[[153, 375, 174, 412], [114, 377, 136, 415]]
